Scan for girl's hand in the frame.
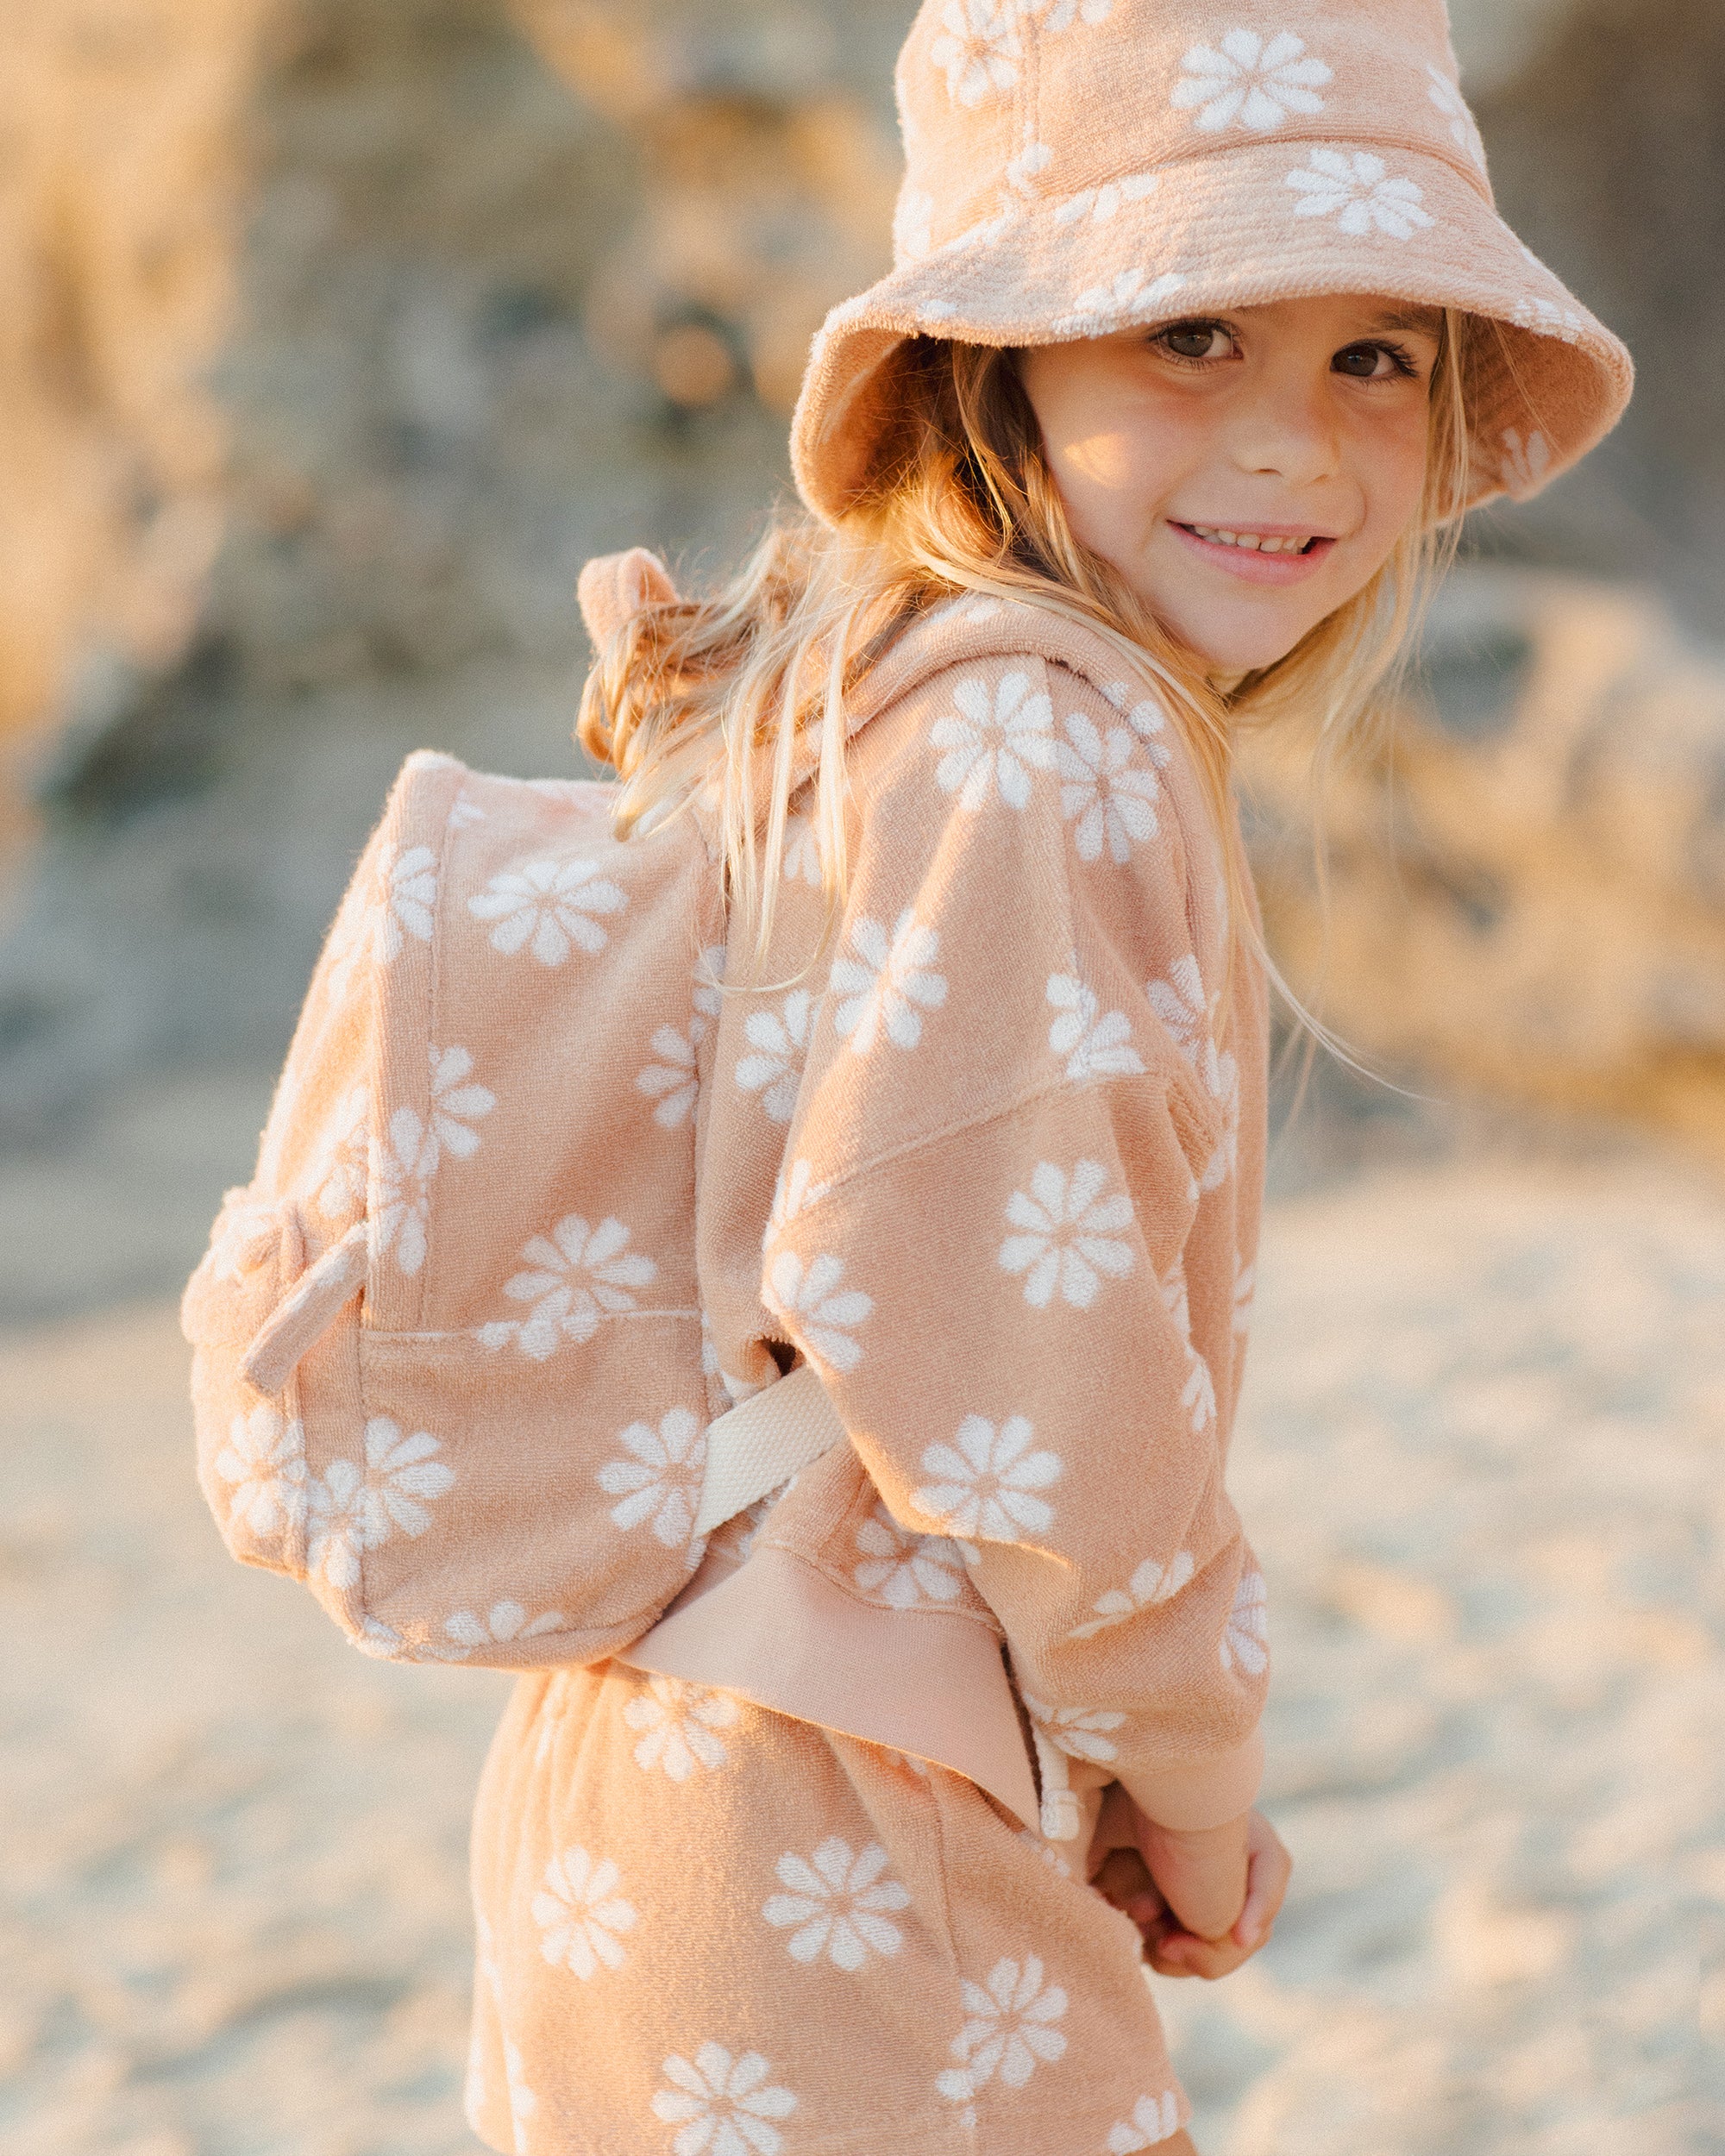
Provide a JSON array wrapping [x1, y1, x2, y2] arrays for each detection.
[[1088, 1798, 1290, 1981]]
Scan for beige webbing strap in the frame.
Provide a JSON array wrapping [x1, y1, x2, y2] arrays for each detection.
[[693, 1364, 847, 1538]]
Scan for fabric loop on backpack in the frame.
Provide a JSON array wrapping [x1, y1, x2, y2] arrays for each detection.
[[239, 1217, 370, 1397]]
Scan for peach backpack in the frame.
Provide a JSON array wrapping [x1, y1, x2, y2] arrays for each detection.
[[182, 557, 843, 1668]]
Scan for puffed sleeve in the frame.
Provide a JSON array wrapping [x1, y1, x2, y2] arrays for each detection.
[[760, 651, 1267, 1833]]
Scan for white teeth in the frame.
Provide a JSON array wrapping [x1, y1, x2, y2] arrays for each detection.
[[1189, 524, 1311, 554]]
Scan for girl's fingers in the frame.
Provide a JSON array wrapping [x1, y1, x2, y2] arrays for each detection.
[[1233, 1815, 1293, 1950]]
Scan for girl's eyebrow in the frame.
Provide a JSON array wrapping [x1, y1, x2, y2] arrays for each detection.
[[1363, 307, 1442, 336]]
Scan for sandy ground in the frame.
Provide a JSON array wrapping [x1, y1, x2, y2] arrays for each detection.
[[3, 1147, 1721, 2156]]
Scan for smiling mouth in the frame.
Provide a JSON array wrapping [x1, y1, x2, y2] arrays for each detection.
[[1176, 523, 1328, 555]]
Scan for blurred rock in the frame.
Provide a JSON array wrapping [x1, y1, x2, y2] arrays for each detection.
[[1244, 569, 1725, 1156]]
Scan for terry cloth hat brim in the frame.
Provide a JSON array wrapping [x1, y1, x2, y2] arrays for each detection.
[[792, 136, 1632, 526]]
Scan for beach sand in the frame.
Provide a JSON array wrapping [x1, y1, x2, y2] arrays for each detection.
[[3, 1148, 1719, 2153]]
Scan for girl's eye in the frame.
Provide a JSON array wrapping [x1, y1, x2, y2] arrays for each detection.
[[1156, 321, 1234, 362], [1333, 341, 1415, 380]]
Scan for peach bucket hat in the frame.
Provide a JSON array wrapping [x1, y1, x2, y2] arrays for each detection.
[[789, 0, 1632, 523]]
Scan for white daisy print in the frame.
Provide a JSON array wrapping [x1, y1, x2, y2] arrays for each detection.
[[931, 0, 1021, 110], [325, 842, 439, 1004], [214, 1404, 307, 1538], [638, 1019, 703, 1129], [1221, 1567, 1270, 1674], [1426, 62, 1486, 171], [532, 1847, 637, 1980], [1101, 678, 1176, 754], [1109, 2091, 1184, 2151], [1509, 297, 1584, 343], [1068, 1550, 1196, 1639], [762, 1838, 911, 1970], [371, 1046, 496, 1277], [310, 1085, 369, 1219], [1051, 266, 1187, 339], [1047, 968, 1145, 1082], [624, 1675, 740, 1782], [936, 1954, 1069, 2108], [470, 1911, 536, 2145], [1147, 954, 1208, 1066], [1200, 1042, 1240, 1193], [764, 1250, 872, 1373], [852, 1501, 967, 1608], [304, 1419, 454, 1590], [437, 1600, 567, 1658], [1023, 1694, 1125, 1840], [653, 2044, 796, 2156], [638, 947, 727, 1127], [762, 1157, 831, 1250], [476, 1214, 657, 1359], [782, 813, 823, 886], [1053, 172, 1158, 226], [894, 186, 936, 264], [912, 1414, 1061, 1542], [1233, 1257, 1256, 1337], [1171, 28, 1332, 131], [999, 1158, 1137, 1310], [205, 1190, 279, 1283], [735, 990, 819, 1124], [1163, 1268, 1218, 1432], [1285, 149, 1434, 240], [932, 671, 1057, 812], [1019, 0, 1113, 34], [1057, 710, 1163, 862], [467, 855, 627, 964], [831, 910, 947, 1054], [448, 790, 486, 829], [1498, 425, 1553, 493], [597, 1408, 707, 1547]]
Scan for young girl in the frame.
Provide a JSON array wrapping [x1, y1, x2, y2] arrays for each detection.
[[195, 3, 1630, 2151]]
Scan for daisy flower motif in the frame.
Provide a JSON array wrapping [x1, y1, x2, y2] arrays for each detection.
[[371, 1048, 496, 1277], [912, 1414, 1061, 1542], [894, 186, 936, 264], [1171, 28, 1332, 132], [1020, 0, 1114, 33], [1022, 1695, 1124, 1841], [831, 911, 947, 1054], [1285, 149, 1434, 241], [624, 1674, 741, 1782], [652, 2044, 797, 2156], [436, 1600, 566, 1658], [204, 1190, 279, 1284], [936, 1954, 1069, 2109], [638, 1018, 703, 1129], [998, 1158, 1137, 1310], [1046, 968, 1144, 1082], [476, 1213, 657, 1359], [1220, 1567, 1270, 1675], [762, 1837, 912, 1970], [1100, 678, 1175, 755], [930, 0, 1021, 110], [764, 1250, 872, 1373], [304, 1419, 454, 1589], [851, 1500, 967, 1608], [931, 670, 1056, 812], [1497, 426, 1553, 494], [734, 990, 819, 1124], [310, 1084, 369, 1219], [1067, 1550, 1195, 1639], [762, 1157, 831, 1250], [1056, 710, 1163, 862], [1426, 62, 1487, 171], [1109, 2091, 1185, 2152], [1051, 266, 1188, 340], [597, 1408, 707, 1547], [213, 1404, 308, 1539], [467, 855, 627, 965], [1147, 955, 1208, 1067], [1053, 172, 1158, 227], [782, 814, 823, 886], [532, 1847, 637, 1980]]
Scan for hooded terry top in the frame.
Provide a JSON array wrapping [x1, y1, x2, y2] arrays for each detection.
[[462, 588, 1270, 2156]]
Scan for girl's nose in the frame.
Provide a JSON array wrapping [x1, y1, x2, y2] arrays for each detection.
[[1226, 373, 1343, 489]]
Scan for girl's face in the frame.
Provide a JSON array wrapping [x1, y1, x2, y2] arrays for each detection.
[[1017, 294, 1443, 674]]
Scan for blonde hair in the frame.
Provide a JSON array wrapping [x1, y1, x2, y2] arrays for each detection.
[[579, 315, 1473, 1010]]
